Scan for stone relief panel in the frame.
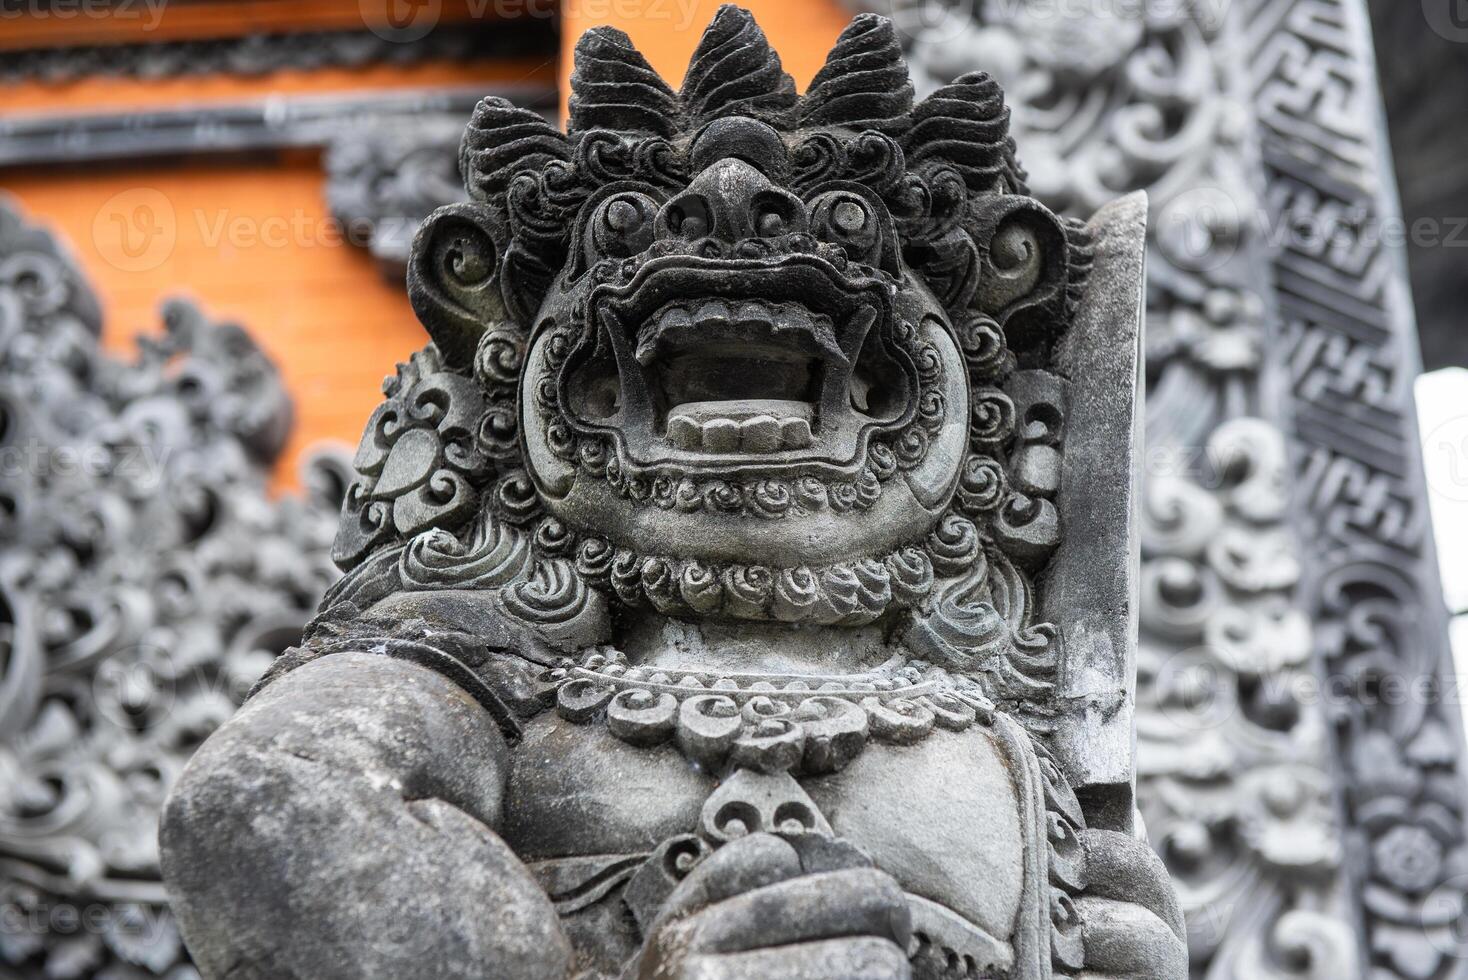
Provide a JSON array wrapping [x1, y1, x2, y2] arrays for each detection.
[[325, 122, 470, 278], [1244, 0, 1468, 975], [849, 0, 1468, 976], [0, 198, 348, 978]]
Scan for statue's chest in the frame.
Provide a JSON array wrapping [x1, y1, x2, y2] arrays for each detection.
[[501, 698, 1037, 956]]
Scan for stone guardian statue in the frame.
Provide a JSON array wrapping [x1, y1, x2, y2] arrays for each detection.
[[160, 8, 1185, 979]]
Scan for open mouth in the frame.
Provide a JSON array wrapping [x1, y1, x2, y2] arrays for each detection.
[[565, 255, 914, 473], [642, 298, 841, 453]]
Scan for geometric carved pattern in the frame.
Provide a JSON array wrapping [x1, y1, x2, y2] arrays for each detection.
[[863, 0, 1465, 975], [1247, 1, 1468, 975]]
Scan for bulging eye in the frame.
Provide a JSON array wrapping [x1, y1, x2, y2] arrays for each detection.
[[808, 190, 887, 266], [587, 192, 657, 260]]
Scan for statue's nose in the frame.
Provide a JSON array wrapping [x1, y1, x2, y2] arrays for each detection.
[[655, 158, 806, 246]]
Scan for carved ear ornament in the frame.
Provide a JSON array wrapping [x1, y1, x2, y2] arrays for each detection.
[[407, 203, 503, 366]]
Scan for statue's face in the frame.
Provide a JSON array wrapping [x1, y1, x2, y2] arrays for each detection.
[[521, 134, 968, 570], [347, 9, 1086, 638], [351, 11, 1081, 654]]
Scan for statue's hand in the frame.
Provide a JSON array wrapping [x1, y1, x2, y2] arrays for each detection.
[[1076, 828, 1188, 980], [632, 832, 912, 980]]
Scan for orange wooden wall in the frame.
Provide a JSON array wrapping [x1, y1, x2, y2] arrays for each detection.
[[6, 155, 423, 486], [3, 0, 852, 490], [3, 58, 552, 489]]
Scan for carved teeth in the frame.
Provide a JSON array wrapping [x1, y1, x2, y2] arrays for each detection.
[[635, 298, 846, 365], [703, 418, 740, 452], [695, 299, 733, 330], [774, 307, 812, 336], [665, 400, 815, 454], [668, 415, 701, 449], [779, 417, 813, 449], [735, 301, 767, 327], [638, 307, 692, 365], [740, 415, 781, 452]]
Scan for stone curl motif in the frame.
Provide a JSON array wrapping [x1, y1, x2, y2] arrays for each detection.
[[0, 199, 345, 978], [332, 344, 506, 570], [1135, 418, 1342, 973]]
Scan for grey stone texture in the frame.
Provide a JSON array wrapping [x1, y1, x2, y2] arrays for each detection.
[[159, 7, 1183, 979], [856, 0, 1468, 976]]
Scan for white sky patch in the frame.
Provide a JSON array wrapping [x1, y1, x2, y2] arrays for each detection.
[[1416, 368, 1468, 612]]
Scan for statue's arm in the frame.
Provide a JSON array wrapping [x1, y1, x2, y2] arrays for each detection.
[[159, 651, 571, 980], [1077, 828, 1189, 980]]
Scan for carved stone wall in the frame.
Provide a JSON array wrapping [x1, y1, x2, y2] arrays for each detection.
[[847, 0, 1464, 976], [1247, 2, 1468, 975], [324, 121, 471, 277], [0, 198, 348, 978]]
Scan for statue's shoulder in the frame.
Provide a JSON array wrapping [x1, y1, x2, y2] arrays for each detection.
[[248, 574, 590, 744]]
